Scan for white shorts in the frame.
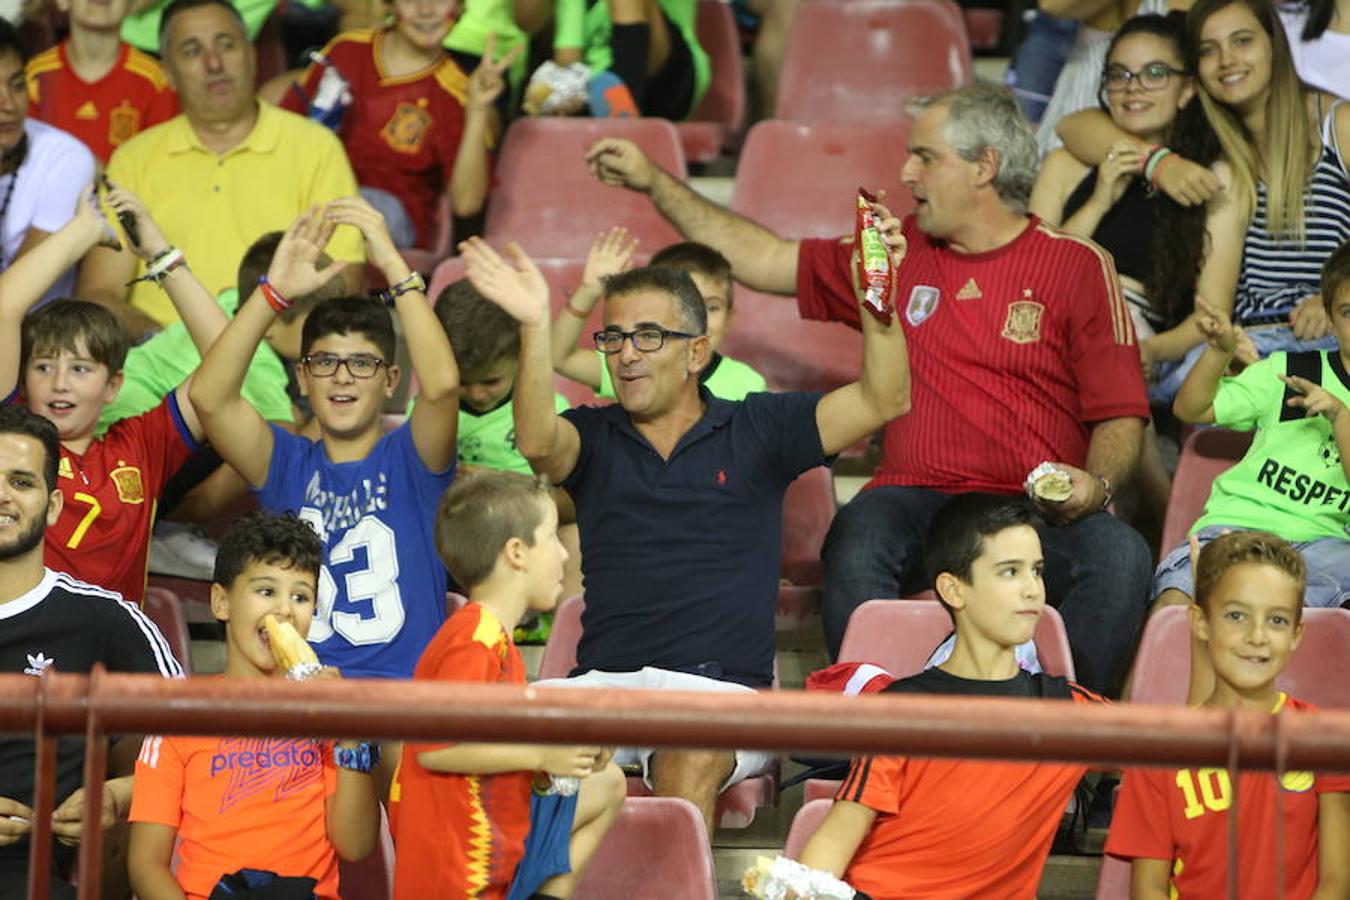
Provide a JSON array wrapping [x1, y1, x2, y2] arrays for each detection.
[[532, 667, 777, 790]]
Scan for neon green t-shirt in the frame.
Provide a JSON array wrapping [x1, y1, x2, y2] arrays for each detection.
[[120, 0, 316, 53], [1194, 351, 1350, 542], [97, 287, 293, 435], [408, 392, 571, 474], [445, 0, 530, 89], [552, 0, 709, 117], [597, 352, 766, 402]]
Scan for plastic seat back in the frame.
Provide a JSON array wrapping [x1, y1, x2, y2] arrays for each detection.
[[775, 0, 972, 123], [839, 599, 1077, 680], [676, 0, 747, 162], [784, 798, 834, 860], [1129, 606, 1350, 707], [144, 587, 191, 675], [1158, 428, 1253, 554], [1095, 854, 1131, 900], [574, 797, 716, 899], [732, 120, 914, 239], [537, 594, 586, 681], [781, 466, 835, 586], [485, 118, 687, 259]]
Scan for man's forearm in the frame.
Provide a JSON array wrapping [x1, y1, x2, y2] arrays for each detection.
[[646, 168, 798, 294], [515, 320, 565, 462], [1085, 417, 1144, 488], [857, 312, 911, 425]]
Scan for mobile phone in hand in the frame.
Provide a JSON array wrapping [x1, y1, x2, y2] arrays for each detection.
[[100, 175, 140, 249]]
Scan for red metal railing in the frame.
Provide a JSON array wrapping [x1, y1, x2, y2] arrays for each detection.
[[4, 670, 1349, 899]]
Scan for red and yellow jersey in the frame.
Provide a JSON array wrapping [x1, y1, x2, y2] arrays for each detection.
[[41, 394, 196, 604], [281, 28, 492, 248], [838, 669, 1105, 900], [1107, 694, 1350, 900], [26, 42, 178, 163], [389, 602, 532, 899], [130, 731, 339, 900]]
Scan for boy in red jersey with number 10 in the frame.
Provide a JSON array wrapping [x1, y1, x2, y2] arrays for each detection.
[[1106, 531, 1350, 899], [390, 471, 624, 900]]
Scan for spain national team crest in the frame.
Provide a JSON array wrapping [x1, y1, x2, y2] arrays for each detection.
[[110, 465, 145, 504], [1001, 298, 1045, 344], [108, 102, 141, 147], [381, 101, 432, 155], [905, 285, 940, 326]]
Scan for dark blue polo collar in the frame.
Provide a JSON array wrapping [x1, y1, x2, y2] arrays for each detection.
[[611, 386, 737, 461]]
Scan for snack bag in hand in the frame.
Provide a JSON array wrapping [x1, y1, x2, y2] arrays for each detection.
[[742, 856, 856, 900], [854, 189, 894, 325], [263, 614, 323, 681]]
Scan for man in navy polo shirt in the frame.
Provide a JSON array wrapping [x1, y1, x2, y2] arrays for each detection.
[[459, 237, 911, 833]]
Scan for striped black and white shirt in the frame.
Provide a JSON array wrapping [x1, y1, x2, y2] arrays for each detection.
[[1235, 100, 1350, 324], [0, 568, 182, 879]]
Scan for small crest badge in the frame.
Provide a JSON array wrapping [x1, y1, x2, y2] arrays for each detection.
[[1001, 299, 1045, 344], [110, 465, 145, 504], [381, 101, 432, 155], [905, 285, 941, 326], [108, 101, 141, 147]]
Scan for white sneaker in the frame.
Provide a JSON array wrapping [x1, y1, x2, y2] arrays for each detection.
[[149, 522, 218, 581]]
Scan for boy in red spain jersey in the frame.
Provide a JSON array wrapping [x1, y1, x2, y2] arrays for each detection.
[[26, 0, 178, 164], [128, 512, 381, 900], [792, 494, 1107, 900], [1106, 531, 1350, 899], [1, 185, 225, 603], [390, 471, 624, 899], [280, 0, 518, 249]]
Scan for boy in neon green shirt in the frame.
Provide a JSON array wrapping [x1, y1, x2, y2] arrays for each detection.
[[552, 231, 767, 401], [1157, 239, 1350, 699]]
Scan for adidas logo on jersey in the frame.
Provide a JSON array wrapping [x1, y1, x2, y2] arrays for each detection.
[[956, 278, 982, 300], [24, 652, 54, 676], [75, 101, 98, 120]]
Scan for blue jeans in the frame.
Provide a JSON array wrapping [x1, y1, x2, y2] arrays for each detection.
[[1155, 525, 1350, 608], [821, 486, 1153, 695], [1005, 13, 1079, 124]]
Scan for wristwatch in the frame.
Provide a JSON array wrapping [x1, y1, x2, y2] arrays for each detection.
[[378, 272, 427, 307], [333, 741, 381, 773]]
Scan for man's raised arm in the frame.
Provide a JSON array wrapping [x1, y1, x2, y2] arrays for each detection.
[[461, 238, 582, 483], [587, 138, 800, 295], [814, 240, 912, 455]]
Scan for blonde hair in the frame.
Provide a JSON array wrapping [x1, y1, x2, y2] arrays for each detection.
[[1187, 0, 1313, 240]]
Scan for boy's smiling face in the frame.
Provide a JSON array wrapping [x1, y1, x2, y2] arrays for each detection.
[[297, 332, 399, 439], [942, 525, 1046, 649], [24, 338, 123, 446], [212, 557, 319, 678], [1191, 562, 1303, 700]]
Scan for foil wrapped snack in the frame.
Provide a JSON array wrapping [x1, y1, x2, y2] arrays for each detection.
[[1025, 462, 1073, 503], [742, 855, 856, 900], [522, 61, 590, 116], [854, 189, 894, 325]]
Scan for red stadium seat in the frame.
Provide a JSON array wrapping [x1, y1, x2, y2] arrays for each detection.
[[1128, 605, 1350, 707], [777, 466, 836, 630], [401, 194, 453, 274], [839, 598, 1077, 681], [676, 0, 748, 163], [485, 118, 687, 259], [144, 587, 191, 675], [783, 798, 833, 860], [731, 120, 914, 239], [574, 797, 716, 899], [447, 592, 469, 614], [1157, 428, 1253, 554], [774, 0, 972, 123], [1095, 854, 1131, 900], [535, 595, 780, 828]]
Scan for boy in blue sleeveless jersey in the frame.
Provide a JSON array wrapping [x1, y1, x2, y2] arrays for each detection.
[[189, 199, 459, 678]]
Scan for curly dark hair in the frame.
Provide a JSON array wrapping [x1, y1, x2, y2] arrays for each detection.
[[213, 511, 323, 589]]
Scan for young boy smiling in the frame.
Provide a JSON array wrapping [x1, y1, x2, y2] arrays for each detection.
[[1107, 531, 1350, 899], [128, 512, 381, 900], [793, 494, 1105, 900]]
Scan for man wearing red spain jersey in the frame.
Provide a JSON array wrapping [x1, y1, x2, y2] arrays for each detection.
[[586, 83, 1152, 696], [26, 0, 178, 164]]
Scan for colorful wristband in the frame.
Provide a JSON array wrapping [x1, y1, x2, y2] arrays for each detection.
[[564, 303, 590, 319], [258, 275, 291, 314], [1144, 147, 1174, 186], [333, 741, 380, 773]]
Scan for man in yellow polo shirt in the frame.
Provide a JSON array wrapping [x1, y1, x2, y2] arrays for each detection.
[[77, 0, 365, 333]]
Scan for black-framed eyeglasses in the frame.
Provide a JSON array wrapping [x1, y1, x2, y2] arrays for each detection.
[[301, 353, 387, 378], [593, 327, 701, 355], [1101, 62, 1187, 93]]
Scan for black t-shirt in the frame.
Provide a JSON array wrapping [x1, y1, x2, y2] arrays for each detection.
[[0, 569, 181, 882], [561, 388, 826, 687], [882, 666, 1078, 700]]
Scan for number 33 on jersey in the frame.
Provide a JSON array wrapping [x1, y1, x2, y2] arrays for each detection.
[[258, 422, 456, 678]]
